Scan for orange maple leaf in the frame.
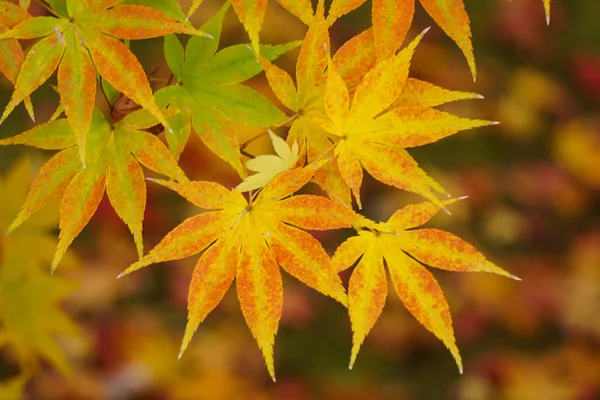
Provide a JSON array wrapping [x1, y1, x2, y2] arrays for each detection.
[[332, 199, 520, 370], [0, 109, 186, 271], [0, 0, 205, 164], [260, 14, 353, 206], [118, 164, 365, 380], [320, 29, 494, 208], [325, 0, 476, 80]]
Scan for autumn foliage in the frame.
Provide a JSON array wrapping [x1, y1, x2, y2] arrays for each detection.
[[0, 0, 553, 389]]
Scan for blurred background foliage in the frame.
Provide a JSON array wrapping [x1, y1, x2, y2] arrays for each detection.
[[1, 0, 600, 399]]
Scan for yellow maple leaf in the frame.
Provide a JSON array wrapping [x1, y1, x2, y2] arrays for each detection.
[[236, 130, 299, 192], [333, 199, 519, 371]]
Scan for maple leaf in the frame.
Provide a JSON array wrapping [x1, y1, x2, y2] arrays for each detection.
[[324, 0, 476, 80], [0, 0, 205, 165], [236, 130, 299, 192], [332, 199, 519, 370], [118, 164, 366, 380], [0, 109, 186, 271], [0, 157, 81, 378], [319, 29, 494, 208], [157, 1, 298, 170], [231, 0, 316, 51], [0, 0, 34, 121], [260, 14, 353, 206]]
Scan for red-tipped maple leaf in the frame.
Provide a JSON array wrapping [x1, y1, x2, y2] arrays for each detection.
[[0, 109, 186, 271], [0, 0, 205, 164], [118, 163, 365, 380], [332, 199, 519, 370]]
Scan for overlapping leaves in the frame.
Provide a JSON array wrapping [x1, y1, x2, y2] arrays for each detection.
[[0, 0, 532, 382], [158, 1, 297, 170], [0, 0, 204, 164], [119, 163, 365, 380], [0, 109, 186, 271], [333, 200, 519, 370]]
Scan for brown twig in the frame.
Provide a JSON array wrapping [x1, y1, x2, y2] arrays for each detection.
[[32, 0, 60, 17], [239, 113, 298, 152]]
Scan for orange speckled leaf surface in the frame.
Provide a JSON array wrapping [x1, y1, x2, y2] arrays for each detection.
[[372, 0, 414, 60], [232, 0, 268, 51], [259, 56, 298, 111], [236, 223, 283, 381], [372, 107, 495, 148], [322, 29, 495, 208], [326, 0, 368, 25], [1, 110, 185, 271], [295, 16, 330, 109], [274, 0, 314, 24], [57, 27, 96, 165], [418, 0, 476, 80], [0, 1, 30, 27], [0, 1, 29, 88], [81, 5, 202, 39], [393, 78, 482, 108], [119, 164, 363, 380], [345, 233, 387, 368], [85, 33, 170, 136], [332, 28, 375, 89], [332, 200, 517, 371], [0, 33, 65, 126]]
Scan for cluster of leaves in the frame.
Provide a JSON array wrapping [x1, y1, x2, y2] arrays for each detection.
[[0, 0, 552, 382]]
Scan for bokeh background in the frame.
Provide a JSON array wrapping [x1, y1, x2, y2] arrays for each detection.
[[1, 0, 600, 399]]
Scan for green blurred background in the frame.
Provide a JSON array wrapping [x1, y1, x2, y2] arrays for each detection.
[[1, 0, 600, 398]]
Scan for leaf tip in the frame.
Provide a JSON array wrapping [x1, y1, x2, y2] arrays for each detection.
[[491, 121, 501, 126], [509, 274, 522, 281], [459, 365, 463, 375], [116, 271, 127, 279], [457, 195, 469, 201], [476, 94, 484, 99], [421, 26, 432, 37]]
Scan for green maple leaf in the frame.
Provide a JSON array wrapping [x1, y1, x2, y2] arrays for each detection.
[[0, 109, 187, 271], [0, 0, 206, 165], [157, 1, 299, 173]]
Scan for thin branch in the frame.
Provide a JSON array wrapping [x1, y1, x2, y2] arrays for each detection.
[[240, 149, 254, 159], [240, 113, 298, 151], [32, 0, 59, 17], [98, 78, 113, 108]]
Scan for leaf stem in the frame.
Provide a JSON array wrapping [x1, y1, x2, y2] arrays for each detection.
[[240, 149, 254, 159], [32, 0, 60, 17], [99, 79, 113, 108], [240, 113, 298, 151]]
